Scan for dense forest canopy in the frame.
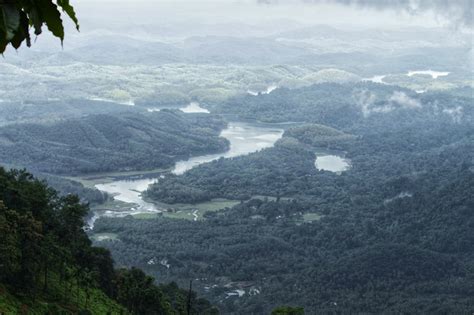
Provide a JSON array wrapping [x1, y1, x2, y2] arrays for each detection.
[[0, 167, 219, 314], [111, 83, 474, 313], [0, 110, 229, 175]]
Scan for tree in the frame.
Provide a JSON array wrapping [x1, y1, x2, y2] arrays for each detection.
[[0, 204, 21, 282], [0, 0, 79, 53]]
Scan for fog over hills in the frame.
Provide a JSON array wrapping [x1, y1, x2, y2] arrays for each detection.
[[0, 1, 473, 314]]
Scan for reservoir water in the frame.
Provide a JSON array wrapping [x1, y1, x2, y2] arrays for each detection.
[[179, 102, 210, 113], [147, 102, 210, 113], [88, 121, 284, 228], [406, 70, 450, 79], [315, 154, 351, 173], [173, 122, 283, 175]]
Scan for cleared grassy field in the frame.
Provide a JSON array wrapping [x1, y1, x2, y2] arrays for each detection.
[[302, 213, 323, 222], [91, 233, 119, 242], [65, 168, 169, 188], [91, 199, 138, 213], [135, 198, 241, 221]]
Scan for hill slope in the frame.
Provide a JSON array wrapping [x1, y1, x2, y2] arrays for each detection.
[[0, 110, 229, 175], [0, 167, 218, 314]]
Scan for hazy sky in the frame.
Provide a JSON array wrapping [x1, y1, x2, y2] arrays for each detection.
[[74, 0, 471, 31]]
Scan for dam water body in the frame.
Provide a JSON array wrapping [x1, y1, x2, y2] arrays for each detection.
[[88, 121, 284, 228]]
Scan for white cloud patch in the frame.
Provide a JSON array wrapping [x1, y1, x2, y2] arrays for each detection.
[[389, 91, 422, 109], [352, 89, 377, 117], [353, 90, 423, 117], [442, 106, 463, 123]]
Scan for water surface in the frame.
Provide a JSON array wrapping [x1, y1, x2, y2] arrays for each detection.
[[364, 75, 387, 84], [173, 122, 283, 175], [179, 102, 210, 113], [247, 85, 278, 96], [407, 70, 450, 79], [90, 121, 284, 227], [315, 154, 351, 173]]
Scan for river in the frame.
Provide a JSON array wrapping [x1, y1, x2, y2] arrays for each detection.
[[173, 121, 283, 175], [88, 121, 284, 228]]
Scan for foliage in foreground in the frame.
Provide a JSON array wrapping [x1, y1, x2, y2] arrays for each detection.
[[0, 0, 78, 53], [0, 167, 217, 314]]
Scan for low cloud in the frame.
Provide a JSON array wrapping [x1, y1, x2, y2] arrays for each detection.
[[442, 106, 463, 123], [352, 89, 378, 117], [353, 90, 423, 117], [257, 0, 473, 28], [389, 91, 422, 109]]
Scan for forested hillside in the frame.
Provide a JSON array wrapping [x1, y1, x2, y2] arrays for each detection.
[[0, 167, 218, 314], [0, 99, 140, 126], [0, 110, 229, 175], [215, 83, 473, 129], [97, 164, 474, 313], [147, 84, 473, 204], [93, 83, 474, 314]]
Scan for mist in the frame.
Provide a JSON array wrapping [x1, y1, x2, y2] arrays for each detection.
[[0, 0, 473, 314]]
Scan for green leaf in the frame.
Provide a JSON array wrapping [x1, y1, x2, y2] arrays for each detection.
[[28, 6, 43, 36], [0, 29, 8, 54], [11, 10, 30, 49], [57, 0, 79, 31], [37, 0, 64, 41], [0, 3, 20, 41]]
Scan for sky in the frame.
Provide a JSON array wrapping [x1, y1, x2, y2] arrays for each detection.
[[12, 0, 470, 54], [73, 0, 472, 32]]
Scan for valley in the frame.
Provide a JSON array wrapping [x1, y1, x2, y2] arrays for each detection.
[[1, 11, 473, 313]]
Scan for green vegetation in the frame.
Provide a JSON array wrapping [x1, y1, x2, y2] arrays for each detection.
[[284, 124, 355, 149], [214, 82, 387, 126], [92, 198, 140, 214], [2, 10, 473, 313], [0, 282, 125, 314], [156, 199, 241, 220], [94, 84, 474, 314], [37, 173, 108, 205], [91, 233, 119, 242], [216, 82, 472, 130], [301, 213, 322, 222], [0, 167, 217, 314], [0, 0, 79, 53], [127, 199, 240, 221], [66, 168, 168, 190], [0, 99, 141, 127], [136, 91, 191, 108], [146, 138, 316, 204], [132, 212, 161, 220], [0, 110, 229, 175]]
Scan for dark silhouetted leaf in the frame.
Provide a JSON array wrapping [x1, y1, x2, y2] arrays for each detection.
[[29, 7, 43, 36], [37, 0, 64, 41], [0, 3, 20, 41], [0, 30, 8, 53], [0, 0, 78, 52], [57, 0, 79, 31], [11, 10, 29, 49]]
